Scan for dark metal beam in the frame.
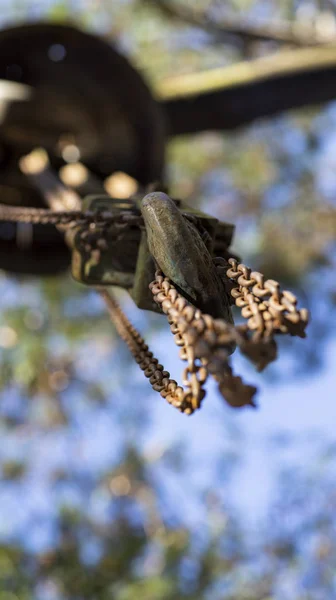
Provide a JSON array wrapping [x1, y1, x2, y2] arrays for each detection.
[[158, 47, 336, 134]]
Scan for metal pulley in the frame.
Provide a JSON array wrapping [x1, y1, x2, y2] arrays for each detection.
[[0, 23, 165, 275]]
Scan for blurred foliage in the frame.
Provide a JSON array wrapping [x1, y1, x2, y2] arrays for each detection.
[[0, 440, 335, 599], [0, 0, 336, 598]]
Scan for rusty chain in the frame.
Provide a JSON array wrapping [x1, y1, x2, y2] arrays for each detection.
[[99, 276, 257, 415], [224, 258, 309, 340], [149, 271, 258, 411], [100, 255, 309, 414], [0, 200, 212, 230], [0, 202, 143, 228], [146, 261, 309, 411], [0, 197, 309, 414], [99, 287, 202, 414]]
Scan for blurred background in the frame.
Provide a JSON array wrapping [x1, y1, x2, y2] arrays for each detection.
[[0, 1, 336, 599]]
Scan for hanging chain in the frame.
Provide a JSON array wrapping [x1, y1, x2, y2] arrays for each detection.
[[100, 259, 309, 414], [224, 258, 309, 340], [149, 271, 258, 410], [0, 196, 309, 414], [99, 288, 204, 414]]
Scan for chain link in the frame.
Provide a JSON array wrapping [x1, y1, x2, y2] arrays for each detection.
[[99, 288, 200, 414], [0, 196, 309, 414], [101, 256, 309, 414], [0, 200, 206, 231], [0, 202, 143, 228], [224, 258, 309, 340], [150, 271, 260, 410]]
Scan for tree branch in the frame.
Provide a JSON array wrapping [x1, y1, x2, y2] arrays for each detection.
[[145, 0, 332, 47]]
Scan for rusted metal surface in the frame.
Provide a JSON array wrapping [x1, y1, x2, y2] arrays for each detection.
[[140, 192, 233, 323], [70, 195, 142, 288], [32, 190, 235, 315], [225, 259, 309, 341], [100, 253, 309, 414], [148, 262, 308, 411], [0, 184, 309, 411]]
